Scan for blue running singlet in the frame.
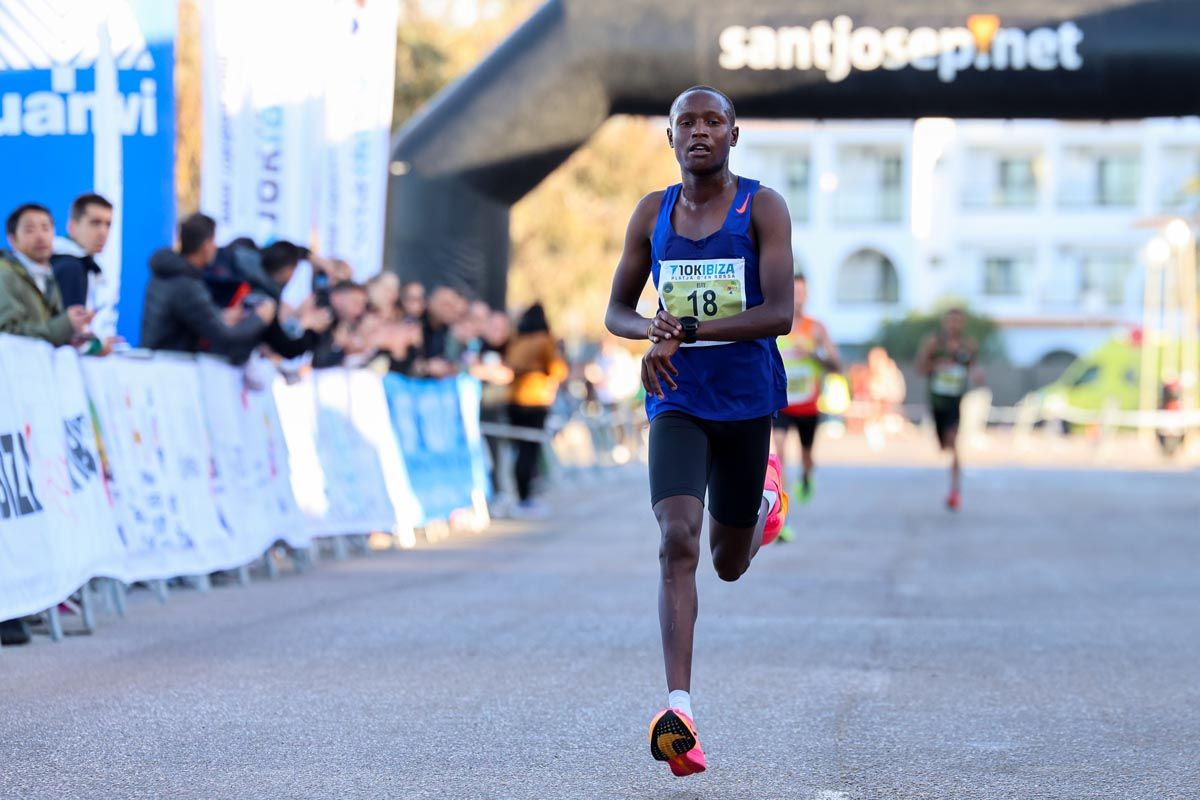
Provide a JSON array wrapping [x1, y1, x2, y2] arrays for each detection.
[[646, 176, 786, 422]]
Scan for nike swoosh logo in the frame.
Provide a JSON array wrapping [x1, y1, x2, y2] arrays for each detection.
[[735, 195, 750, 214]]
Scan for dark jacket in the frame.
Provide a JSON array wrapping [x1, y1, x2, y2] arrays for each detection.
[[51, 236, 100, 309], [140, 248, 267, 357], [0, 250, 74, 345]]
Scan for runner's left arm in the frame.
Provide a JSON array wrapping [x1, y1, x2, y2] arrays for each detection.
[[694, 187, 794, 342], [816, 320, 843, 373]]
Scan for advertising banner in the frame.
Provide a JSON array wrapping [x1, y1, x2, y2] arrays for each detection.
[[0, 0, 176, 343]]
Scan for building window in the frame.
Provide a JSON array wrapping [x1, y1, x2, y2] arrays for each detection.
[[1079, 253, 1131, 307], [1060, 148, 1140, 208], [1160, 146, 1200, 211], [834, 146, 903, 223], [962, 149, 1040, 209], [1096, 155, 1139, 207], [983, 256, 1024, 296], [997, 157, 1038, 208], [836, 248, 900, 304], [782, 154, 811, 223]]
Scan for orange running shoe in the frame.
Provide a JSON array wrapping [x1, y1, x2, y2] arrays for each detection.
[[761, 454, 789, 546], [649, 708, 707, 777], [946, 489, 961, 511]]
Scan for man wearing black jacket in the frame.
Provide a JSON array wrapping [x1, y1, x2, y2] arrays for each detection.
[[140, 214, 274, 357], [51, 193, 112, 309]]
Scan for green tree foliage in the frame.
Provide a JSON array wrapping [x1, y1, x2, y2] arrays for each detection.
[[872, 305, 1005, 363]]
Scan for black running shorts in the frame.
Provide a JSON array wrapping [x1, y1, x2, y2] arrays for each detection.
[[648, 411, 772, 529], [776, 411, 819, 450], [930, 396, 962, 443]]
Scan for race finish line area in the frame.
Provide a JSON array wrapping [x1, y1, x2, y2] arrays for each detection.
[[2, 0, 1200, 798], [2, 464, 1196, 799]]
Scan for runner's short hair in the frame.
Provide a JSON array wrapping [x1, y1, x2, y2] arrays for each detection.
[[669, 85, 736, 126]]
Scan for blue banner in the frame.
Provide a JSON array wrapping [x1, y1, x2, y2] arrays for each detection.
[[383, 375, 482, 525], [0, 0, 176, 343]]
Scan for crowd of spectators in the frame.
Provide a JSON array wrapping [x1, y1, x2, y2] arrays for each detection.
[[0, 197, 590, 644]]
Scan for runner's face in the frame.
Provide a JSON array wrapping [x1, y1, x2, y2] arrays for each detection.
[[943, 311, 965, 337], [668, 93, 737, 176]]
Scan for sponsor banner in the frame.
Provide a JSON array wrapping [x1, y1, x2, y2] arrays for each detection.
[[0, 0, 176, 343], [383, 375, 476, 524], [0, 336, 120, 620], [200, 0, 326, 246], [316, 0, 398, 278], [717, 16, 1084, 84], [273, 368, 413, 537]]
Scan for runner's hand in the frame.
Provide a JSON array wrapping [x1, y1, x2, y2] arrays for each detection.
[[66, 306, 94, 335], [648, 310, 684, 343], [641, 339, 680, 399]]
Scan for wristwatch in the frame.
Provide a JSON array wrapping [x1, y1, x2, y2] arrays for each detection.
[[680, 316, 700, 344]]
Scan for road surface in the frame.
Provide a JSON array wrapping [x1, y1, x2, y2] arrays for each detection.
[[2, 464, 1198, 799]]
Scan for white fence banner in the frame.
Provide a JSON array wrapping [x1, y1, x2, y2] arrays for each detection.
[[0, 337, 118, 621], [200, 0, 325, 245], [317, 0, 399, 277]]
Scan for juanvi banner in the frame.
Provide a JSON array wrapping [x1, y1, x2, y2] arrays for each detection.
[[317, 0, 398, 278], [200, 0, 326, 247], [0, 0, 176, 344]]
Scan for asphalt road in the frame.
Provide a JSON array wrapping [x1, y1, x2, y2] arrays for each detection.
[[2, 465, 1198, 799]]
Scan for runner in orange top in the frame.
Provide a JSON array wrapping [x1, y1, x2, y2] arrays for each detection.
[[772, 274, 840, 540]]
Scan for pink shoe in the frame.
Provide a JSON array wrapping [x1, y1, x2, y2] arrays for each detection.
[[649, 708, 707, 777], [761, 454, 789, 546]]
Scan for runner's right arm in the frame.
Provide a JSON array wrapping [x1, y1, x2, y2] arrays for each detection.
[[916, 334, 937, 376], [606, 192, 681, 399], [815, 320, 843, 373]]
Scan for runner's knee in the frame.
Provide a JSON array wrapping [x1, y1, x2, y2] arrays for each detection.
[[657, 514, 700, 568]]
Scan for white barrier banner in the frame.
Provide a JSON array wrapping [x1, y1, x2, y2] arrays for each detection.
[[273, 369, 410, 536], [0, 337, 117, 620], [317, 0, 398, 277], [200, 0, 325, 245], [81, 357, 203, 580]]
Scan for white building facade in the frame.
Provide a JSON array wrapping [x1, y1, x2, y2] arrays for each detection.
[[732, 117, 1200, 367]]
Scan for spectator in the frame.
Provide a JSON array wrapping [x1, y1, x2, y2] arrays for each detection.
[[366, 271, 402, 322], [255, 241, 334, 360], [0, 203, 92, 346], [400, 280, 426, 323], [0, 202, 95, 647], [311, 280, 371, 368], [421, 285, 468, 376], [51, 192, 112, 309], [140, 213, 274, 358], [505, 303, 568, 515], [472, 310, 514, 500]]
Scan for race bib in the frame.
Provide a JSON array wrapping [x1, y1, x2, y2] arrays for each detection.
[[931, 363, 968, 397], [785, 361, 820, 405], [658, 258, 746, 348]]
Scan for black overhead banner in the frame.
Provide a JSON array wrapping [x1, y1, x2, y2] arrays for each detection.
[[388, 0, 1200, 304]]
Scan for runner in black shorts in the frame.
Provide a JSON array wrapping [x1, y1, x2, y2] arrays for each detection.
[[605, 86, 792, 777], [917, 308, 983, 511]]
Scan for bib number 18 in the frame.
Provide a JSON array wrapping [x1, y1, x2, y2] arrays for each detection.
[[687, 289, 719, 318]]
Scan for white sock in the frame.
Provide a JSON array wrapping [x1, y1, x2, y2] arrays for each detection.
[[762, 489, 778, 510], [668, 689, 693, 720]]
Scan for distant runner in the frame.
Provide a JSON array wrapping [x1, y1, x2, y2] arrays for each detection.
[[605, 85, 792, 778], [773, 273, 840, 540], [917, 308, 983, 510]]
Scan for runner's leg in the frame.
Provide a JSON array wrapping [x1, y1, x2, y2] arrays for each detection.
[[705, 416, 773, 580]]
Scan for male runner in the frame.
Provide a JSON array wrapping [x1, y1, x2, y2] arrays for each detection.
[[605, 86, 793, 777], [916, 308, 982, 510], [773, 273, 840, 540]]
